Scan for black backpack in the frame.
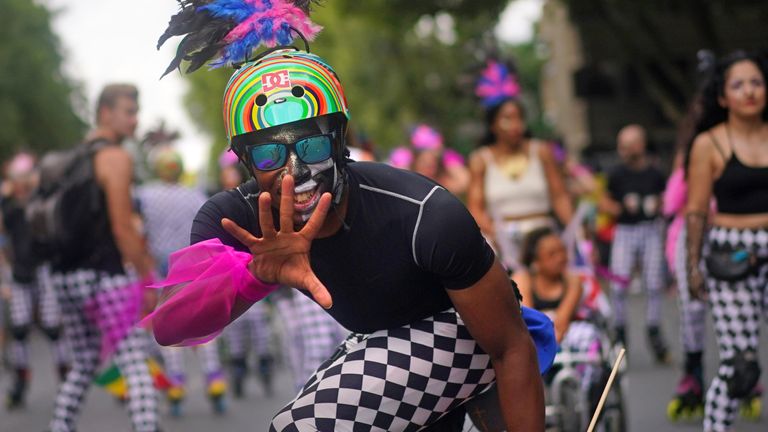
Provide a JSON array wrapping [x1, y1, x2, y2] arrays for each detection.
[[25, 139, 109, 264]]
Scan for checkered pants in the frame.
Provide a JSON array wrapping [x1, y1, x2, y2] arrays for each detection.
[[272, 289, 348, 390], [8, 264, 69, 368], [674, 228, 707, 354], [609, 221, 666, 327], [159, 338, 222, 387], [226, 301, 273, 360], [49, 269, 158, 432], [269, 309, 495, 432], [704, 226, 768, 432]]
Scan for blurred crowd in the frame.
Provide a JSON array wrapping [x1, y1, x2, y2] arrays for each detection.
[[1, 46, 768, 432]]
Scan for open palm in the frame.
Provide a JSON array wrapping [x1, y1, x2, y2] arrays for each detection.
[[222, 175, 333, 308]]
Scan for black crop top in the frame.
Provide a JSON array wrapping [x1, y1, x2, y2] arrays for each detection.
[[711, 134, 768, 214], [530, 276, 564, 312], [190, 162, 496, 334]]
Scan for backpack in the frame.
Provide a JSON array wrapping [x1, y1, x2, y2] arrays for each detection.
[[25, 139, 109, 265]]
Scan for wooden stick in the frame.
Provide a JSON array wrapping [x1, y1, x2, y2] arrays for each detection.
[[586, 348, 626, 432]]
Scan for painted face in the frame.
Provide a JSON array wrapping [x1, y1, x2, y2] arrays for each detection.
[[721, 60, 766, 117], [233, 114, 346, 226]]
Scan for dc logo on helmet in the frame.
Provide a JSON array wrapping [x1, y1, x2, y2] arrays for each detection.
[[262, 70, 291, 93]]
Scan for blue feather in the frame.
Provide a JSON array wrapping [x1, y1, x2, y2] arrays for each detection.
[[199, 0, 259, 22]]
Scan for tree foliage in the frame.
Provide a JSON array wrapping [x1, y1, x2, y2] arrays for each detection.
[[562, 0, 768, 150], [0, 0, 86, 162], [180, 1, 554, 175]]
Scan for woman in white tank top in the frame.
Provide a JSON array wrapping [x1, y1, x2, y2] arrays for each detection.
[[467, 99, 573, 270]]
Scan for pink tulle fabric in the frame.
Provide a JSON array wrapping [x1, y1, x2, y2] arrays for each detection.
[[663, 168, 687, 272], [141, 238, 278, 347], [84, 280, 144, 362], [224, 0, 322, 46]]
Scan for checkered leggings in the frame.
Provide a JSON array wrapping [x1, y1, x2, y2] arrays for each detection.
[[226, 301, 273, 360], [8, 265, 69, 368], [159, 338, 222, 387], [704, 226, 768, 432], [269, 309, 495, 432], [272, 289, 349, 390], [609, 221, 666, 327], [674, 228, 707, 353], [49, 269, 158, 432]]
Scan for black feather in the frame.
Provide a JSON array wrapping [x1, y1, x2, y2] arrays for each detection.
[[288, 0, 323, 14], [158, 0, 237, 78], [158, 0, 324, 78]]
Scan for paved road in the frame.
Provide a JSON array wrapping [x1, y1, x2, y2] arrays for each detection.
[[2, 292, 767, 432]]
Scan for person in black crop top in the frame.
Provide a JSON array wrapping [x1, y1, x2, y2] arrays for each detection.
[[685, 50, 768, 431], [513, 227, 582, 343], [151, 8, 552, 429]]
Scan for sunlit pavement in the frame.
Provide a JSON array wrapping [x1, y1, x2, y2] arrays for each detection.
[[2, 291, 767, 431]]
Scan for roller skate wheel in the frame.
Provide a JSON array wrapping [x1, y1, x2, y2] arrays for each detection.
[[169, 400, 183, 418], [211, 394, 227, 415], [740, 397, 762, 421]]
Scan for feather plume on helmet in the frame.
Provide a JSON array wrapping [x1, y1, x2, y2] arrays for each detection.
[[158, 0, 323, 77]]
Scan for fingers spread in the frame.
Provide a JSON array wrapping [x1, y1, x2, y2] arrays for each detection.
[[222, 218, 257, 247], [258, 192, 277, 239], [301, 192, 332, 239], [280, 175, 295, 233]]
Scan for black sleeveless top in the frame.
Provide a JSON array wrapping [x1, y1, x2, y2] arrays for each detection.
[[530, 275, 564, 312], [52, 144, 124, 275], [711, 133, 768, 214]]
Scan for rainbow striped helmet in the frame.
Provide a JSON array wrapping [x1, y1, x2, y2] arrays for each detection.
[[223, 49, 349, 142]]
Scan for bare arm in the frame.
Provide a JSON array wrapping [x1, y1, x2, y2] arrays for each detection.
[[598, 178, 622, 218], [448, 261, 545, 432], [539, 143, 573, 225], [466, 150, 495, 237], [553, 273, 582, 343], [93, 146, 154, 278], [685, 134, 717, 299], [512, 271, 534, 309]]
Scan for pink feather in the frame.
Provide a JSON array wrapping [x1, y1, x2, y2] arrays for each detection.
[[224, 0, 321, 46]]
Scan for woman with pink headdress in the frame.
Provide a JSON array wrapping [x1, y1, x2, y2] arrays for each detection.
[[467, 60, 573, 271], [408, 124, 470, 197]]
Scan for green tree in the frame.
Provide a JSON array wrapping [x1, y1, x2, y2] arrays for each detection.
[[0, 0, 85, 161]]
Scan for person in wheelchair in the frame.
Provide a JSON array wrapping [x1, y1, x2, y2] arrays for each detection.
[[513, 227, 612, 426]]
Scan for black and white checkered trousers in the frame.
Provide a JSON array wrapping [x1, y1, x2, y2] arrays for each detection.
[[704, 226, 768, 432], [609, 220, 666, 327], [269, 308, 495, 431], [226, 300, 273, 361], [49, 269, 158, 432], [273, 289, 349, 390], [8, 264, 69, 368], [674, 227, 707, 354], [159, 337, 223, 387]]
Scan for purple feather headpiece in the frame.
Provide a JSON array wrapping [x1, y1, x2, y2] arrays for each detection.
[[475, 60, 521, 109], [159, 0, 322, 77]]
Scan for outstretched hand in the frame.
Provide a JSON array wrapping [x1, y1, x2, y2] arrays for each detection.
[[222, 175, 333, 309]]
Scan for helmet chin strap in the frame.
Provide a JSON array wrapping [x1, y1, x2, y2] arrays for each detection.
[[331, 162, 346, 207]]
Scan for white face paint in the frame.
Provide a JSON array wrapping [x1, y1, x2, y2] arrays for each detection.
[[291, 157, 336, 223]]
